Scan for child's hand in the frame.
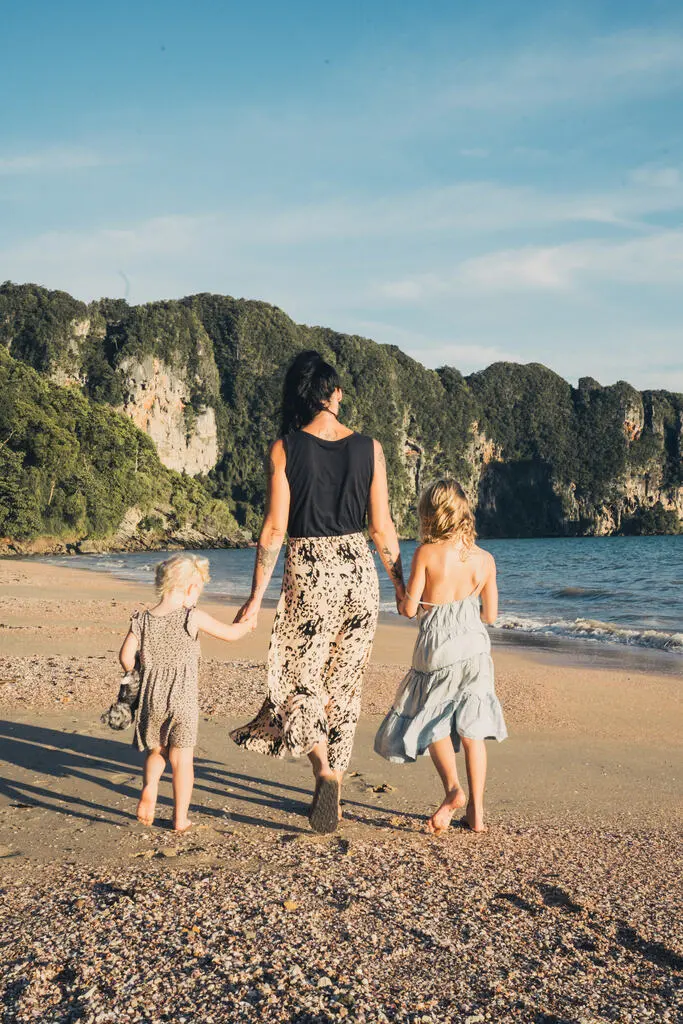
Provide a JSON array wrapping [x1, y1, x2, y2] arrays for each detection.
[[234, 617, 257, 638], [234, 596, 261, 624]]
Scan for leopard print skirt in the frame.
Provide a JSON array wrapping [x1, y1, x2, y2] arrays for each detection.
[[230, 532, 380, 772]]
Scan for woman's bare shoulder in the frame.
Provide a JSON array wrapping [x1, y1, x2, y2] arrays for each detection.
[[270, 438, 287, 465]]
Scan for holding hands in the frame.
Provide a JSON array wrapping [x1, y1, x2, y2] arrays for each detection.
[[234, 596, 261, 627]]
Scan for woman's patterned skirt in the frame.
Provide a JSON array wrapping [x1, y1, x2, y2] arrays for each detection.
[[230, 532, 380, 772]]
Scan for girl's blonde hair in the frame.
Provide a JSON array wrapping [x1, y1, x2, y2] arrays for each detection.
[[418, 479, 476, 553], [155, 554, 210, 595]]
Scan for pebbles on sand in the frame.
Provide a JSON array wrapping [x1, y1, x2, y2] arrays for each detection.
[[1, 823, 681, 1023]]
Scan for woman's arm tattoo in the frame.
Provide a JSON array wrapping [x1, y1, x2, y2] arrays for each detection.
[[382, 544, 404, 587], [256, 544, 280, 570]]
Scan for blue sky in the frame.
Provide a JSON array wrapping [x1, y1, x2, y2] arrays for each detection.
[[2, 0, 683, 390]]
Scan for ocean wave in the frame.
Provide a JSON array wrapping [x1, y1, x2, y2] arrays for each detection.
[[497, 614, 683, 653], [551, 587, 614, 599], [380, 602, 682, 653]]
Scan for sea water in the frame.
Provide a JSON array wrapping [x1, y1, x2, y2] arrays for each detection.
[[44, 535, 682, 658]]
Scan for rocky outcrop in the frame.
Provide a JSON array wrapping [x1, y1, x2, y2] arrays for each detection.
[[47, 317, 92, 386], [464, 422, 503, 505], [119, 356, 219, 476], [457, 399, 683, 538], [0, 503, 249, 556]]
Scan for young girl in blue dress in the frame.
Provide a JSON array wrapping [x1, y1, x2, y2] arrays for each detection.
[[375, 479, 507, 834]]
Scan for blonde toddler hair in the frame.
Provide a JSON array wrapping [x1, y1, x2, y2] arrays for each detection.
[[418, 479, 476, 554], [155, 554, 211, 596]]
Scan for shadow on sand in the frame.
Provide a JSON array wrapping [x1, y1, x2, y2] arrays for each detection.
[[0, 720, 405, 834]]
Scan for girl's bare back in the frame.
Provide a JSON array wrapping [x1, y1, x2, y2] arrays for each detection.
[[419, 542, 493, 604]]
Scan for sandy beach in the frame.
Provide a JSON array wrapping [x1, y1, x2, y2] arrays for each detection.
[[1, 557, 681, 1022]]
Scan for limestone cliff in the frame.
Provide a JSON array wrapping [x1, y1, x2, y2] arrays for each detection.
[[1, 282, 681, 540], [0, 284, 223, 479], [119, 355, 219, 476], [0, 342, 244, 550], [471, 385, 683, 537]]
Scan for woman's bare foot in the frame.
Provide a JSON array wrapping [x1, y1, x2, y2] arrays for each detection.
[[136, 787, 157, 826], [426, 786, 467, 835], [173, 820, 193, 834], [461, 799, 488, 833]]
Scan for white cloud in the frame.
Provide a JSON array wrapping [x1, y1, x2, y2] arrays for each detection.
[[2, 214, 208, 270], [351, 320, 520, 373], [436, 30, 683, 114], [0, 146, 111, 175], [461, 247, 575, 291], [463, 231, 683, 291], [409, 340, 520, 372], [629, 166, 682, 189], [3, 153, 683, 275], [378, 229, 683, 300]]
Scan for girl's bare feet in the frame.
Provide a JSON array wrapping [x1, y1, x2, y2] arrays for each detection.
[[426, 785, 467, 835], [136, 786, 157, 826], [461, 799, 488, 833], [173, 820, 193, 834]]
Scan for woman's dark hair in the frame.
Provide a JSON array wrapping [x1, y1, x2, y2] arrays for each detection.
[[281, 350, 341, 434]]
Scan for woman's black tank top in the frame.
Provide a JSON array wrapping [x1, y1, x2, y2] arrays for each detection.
[[283, 430, 375, 538]]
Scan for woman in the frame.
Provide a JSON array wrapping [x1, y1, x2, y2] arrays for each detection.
[[230, 350, 405, 833]]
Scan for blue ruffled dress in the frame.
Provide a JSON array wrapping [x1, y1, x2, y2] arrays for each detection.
[[374, 593, 507, 763]]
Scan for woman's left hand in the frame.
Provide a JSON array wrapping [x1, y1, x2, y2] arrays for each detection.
[[234, 596, 261, 625]]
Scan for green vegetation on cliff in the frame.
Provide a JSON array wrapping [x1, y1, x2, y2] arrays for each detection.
[[1, 281, 681, 542], [0, 347, 239, 546]]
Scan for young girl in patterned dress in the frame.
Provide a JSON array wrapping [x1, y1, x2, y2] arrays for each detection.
[[119, 554, 255, 832], [375, 480, 507, 834]]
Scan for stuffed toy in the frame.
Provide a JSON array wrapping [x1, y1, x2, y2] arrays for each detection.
[[101, 657, 141, 730]]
